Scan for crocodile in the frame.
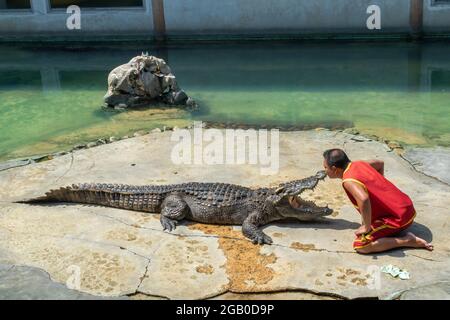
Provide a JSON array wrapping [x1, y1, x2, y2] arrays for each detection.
[[20, 171, 332, 245]]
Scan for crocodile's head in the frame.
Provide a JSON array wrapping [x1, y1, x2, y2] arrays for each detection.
[[271, 170, 332, 221]]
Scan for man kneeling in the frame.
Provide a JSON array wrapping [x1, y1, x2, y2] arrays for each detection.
[[322, 148, 433, 254]]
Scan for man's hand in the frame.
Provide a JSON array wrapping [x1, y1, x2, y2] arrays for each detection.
[[355, 224, 372, 236]]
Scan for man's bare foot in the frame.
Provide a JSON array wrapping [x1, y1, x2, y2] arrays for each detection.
[[405, 232, 434, 251]]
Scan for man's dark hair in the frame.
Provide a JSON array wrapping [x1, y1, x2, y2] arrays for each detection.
[[323, 148, 351, 169]]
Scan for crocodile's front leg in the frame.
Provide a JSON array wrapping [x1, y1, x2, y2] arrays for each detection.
[[160, 194, 188, 232], [242, 211, 273, 245]]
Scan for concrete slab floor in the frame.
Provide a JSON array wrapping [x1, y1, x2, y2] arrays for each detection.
[[0, 129, 448, 300]]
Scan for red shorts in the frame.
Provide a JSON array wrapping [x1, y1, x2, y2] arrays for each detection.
[[353, 211, 416, 250]]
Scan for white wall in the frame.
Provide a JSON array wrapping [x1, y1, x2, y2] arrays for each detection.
[[424, 0, 450, 32], [0, 0, 154, 36], [164, 0, 410, 34], [0, 0, 449, 39]]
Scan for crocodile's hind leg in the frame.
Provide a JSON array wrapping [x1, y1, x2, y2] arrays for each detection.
[[242, 211, 273, 245], [160, 194, 188, 232]]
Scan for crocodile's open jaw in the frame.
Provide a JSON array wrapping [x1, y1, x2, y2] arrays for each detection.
[[289, 195, 332, 216], [275, 170, 327, 196], [274, 171, 332, 220]]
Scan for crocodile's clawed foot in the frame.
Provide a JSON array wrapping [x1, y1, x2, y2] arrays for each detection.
[[251, 233, 273, 245], [160, 216, 177, 232]]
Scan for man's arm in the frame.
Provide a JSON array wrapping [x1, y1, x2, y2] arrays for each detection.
[[366, 159, 384, 176], [343, 181, 372, 235]]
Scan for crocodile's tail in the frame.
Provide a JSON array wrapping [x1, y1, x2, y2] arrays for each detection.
[[18, 183, 163, 213]]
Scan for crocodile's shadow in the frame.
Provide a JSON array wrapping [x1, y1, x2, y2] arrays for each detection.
[[268, 217, 360, 231]]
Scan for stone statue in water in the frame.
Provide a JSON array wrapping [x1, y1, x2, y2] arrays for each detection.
[[104, 53, 197, 109]]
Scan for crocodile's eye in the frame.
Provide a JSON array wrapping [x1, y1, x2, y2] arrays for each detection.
[[275, 187, 284, 194]]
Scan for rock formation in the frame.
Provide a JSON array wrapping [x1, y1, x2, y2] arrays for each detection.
[[104, 53, 197, 109]]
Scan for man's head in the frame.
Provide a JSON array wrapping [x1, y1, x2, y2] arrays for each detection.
[[323, 148, 351, 179]]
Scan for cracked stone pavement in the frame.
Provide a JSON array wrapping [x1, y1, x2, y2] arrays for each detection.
[[0, 129, 449, 300]]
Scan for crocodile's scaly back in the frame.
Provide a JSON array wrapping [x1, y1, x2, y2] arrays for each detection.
[[22, 182, 255, 212], [179, 183, 253, 208], [22, 183, 174, 212]]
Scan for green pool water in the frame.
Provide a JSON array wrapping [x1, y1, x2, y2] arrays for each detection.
[[0, 42, 449, 161]]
